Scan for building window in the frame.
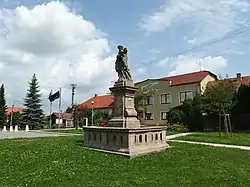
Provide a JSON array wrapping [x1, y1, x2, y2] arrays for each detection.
[[179, 91, 193, 103], [146, 96, 153, 105], [161, 112, 167, 120], [160, 94, 171, 104], [145, 112, 154, 120]]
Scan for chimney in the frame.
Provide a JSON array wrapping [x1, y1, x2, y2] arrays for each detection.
[[94, 94, 97, 97], [236, 73, 241, 82]]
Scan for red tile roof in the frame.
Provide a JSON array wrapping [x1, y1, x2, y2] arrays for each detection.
[[6, 106, 24, 115], [160, 71, 217, 86], [78, 94, 114, 109]]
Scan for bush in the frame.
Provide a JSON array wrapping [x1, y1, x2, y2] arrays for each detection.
[[167, 122, 187, 132], [166, 108, 186, 125]]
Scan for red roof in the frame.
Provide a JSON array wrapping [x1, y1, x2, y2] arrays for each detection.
[[229, 76, 250, 85], [78, 94, 114, 109], [160, 71, 216, 86], [6, 106, 24, 115]]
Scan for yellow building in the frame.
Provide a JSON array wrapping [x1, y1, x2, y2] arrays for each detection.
[[135, 71, 217, 125]]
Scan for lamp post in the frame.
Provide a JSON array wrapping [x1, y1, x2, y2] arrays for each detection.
[[10, 100, 22, 132], [91, 101, 94, 126]]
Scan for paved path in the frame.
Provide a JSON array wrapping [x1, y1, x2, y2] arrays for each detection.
[[166, 132, 197, 140], [0, 131, 81, 139], [169, 140, 250, 151]]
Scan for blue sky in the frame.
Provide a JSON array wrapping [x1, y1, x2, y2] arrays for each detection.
[[1, 0, 250, 112]]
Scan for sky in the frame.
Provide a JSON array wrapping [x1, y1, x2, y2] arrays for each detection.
[[1, 0, 250, 114]]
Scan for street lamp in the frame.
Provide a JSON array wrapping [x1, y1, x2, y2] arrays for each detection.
[[91, 101, 94, 126], [10, 100, 22, 132]]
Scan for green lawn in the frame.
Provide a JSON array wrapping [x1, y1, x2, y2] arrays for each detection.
[[46, 129, 83, 134], [1, 136, 250, 186], [176, 132, 250, 146]]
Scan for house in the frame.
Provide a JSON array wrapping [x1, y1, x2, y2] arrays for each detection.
[[6, 106, 24, 115], [77, 94, 114, 115], [51, 112, 73, 128], [228, 73, 250, 89], [135, 70, 217, 125]]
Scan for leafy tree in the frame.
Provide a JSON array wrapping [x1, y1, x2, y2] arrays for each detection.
[[202, 78, 236, 115], [166, 108, 186, 125], [22, 74, 44, 130], [75, 108, 111, 126], [233, 84, 250, 114], [134, 85, 157, 110], [8, 112, 22, 127], [0, 84, 7, 128], [65, 106, 73, 113]]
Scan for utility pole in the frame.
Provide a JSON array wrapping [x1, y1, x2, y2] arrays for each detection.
[[70, 84, 77, 129]]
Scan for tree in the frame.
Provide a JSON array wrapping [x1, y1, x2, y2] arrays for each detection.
[[0, 84, 7, 128], [22, 74, 44, 130], [233, 84, 250, 114], [202, 78, 236, 115], [65, 106, 73, 113], [75, 107, 111, 126], [134, 86, 157, 110]]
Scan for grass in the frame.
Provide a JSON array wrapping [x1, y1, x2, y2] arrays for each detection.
[[176, 132, 250, 146], [46, 129, 83, 134], [1, 136, 250, 186]]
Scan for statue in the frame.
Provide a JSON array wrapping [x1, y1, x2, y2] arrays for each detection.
[[115, 45, 132, 81]]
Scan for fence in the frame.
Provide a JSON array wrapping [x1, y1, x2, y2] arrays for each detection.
[[201, 113, 250, 131]]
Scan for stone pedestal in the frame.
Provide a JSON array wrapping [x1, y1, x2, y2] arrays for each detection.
[[108, 80, 140, 128], [2, 126, 7, 131], [10, 126, 13, 132], [83, 126, 169, 158], [83, 80, 169, 158], [14, 125, 18, 132]]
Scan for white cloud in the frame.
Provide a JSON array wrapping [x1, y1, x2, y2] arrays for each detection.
[[166, 55, 227, 76], [0, 1, 117, 113], [139, 0, 250, 41]]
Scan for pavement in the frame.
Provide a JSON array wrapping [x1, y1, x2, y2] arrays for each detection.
[[166, 132, 197, 140], [0, 130, 81, 139], [168, 139, 250, 151]]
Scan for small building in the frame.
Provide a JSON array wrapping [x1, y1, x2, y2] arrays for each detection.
[[6, 106, 24, 115], [51, 112, 73, 128], [77, 94, 114, 115]]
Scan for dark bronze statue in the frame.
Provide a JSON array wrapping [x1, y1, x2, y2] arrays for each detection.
[[115, 45, 132, 81]]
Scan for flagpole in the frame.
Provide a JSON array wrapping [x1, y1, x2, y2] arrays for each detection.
[[49, 89, 53, 129], [58, 87, 62, 129]]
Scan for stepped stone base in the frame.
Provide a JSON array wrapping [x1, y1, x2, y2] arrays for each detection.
[[83, 126, 169, 158]]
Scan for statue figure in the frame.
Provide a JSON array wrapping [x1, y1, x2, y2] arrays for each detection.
[[115, 45, 132, 81]]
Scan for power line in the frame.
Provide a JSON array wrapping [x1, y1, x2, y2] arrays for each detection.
[[144, 22, 250, 65]]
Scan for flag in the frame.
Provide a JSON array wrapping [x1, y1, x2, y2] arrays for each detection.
[[48, 90, 60, 102]]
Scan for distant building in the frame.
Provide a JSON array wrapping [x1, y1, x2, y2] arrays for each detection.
[[51, 112, 73, 128], [77, 94, 114, 115], [6, 106, 24, 115]]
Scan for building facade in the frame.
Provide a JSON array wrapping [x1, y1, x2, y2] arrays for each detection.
[[135, 71, 217, 125]]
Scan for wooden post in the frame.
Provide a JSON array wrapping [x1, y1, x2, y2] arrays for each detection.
[[227, 114, 233, 137], [219, 113, 221, 136]]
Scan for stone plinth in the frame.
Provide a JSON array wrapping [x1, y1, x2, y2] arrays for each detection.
[[83, 126, 169, 158], [83, 79, 169, 157], [108, 80, 140, 128]]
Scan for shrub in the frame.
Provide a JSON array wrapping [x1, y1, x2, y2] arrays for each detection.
[[167, 122, 187, 132], [166, 108, 186, 125]]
